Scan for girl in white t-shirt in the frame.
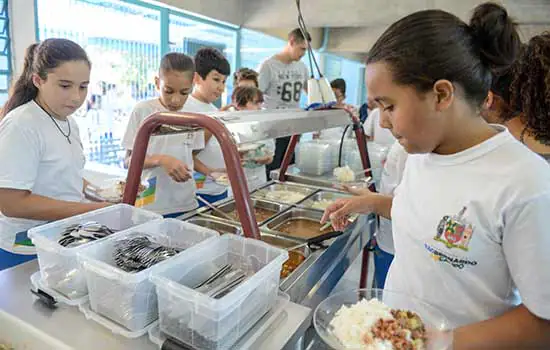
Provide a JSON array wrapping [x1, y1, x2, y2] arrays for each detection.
[[322, 3, 550, 348], [0, 39, 109, 269], [122, 53, 204, 218], [231, 86, 275, 191]]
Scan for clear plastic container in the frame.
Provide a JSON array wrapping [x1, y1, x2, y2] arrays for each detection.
[[150, 234, 288, 350], [27, 204, 161, 302], [77, 219, 219, 334], [78, 301, 158, 339], [148, 293, 290, 349], [296, 140, 336, 176]]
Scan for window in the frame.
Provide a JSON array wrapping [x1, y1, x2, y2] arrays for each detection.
[[36, 0, 162, 167], [0, 0, 10, 106], [169, 14, 236, 107]]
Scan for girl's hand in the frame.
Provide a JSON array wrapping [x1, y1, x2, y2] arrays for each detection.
[[321, 196, 370, 231]]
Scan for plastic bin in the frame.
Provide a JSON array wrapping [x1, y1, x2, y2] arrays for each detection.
[[150, 234, 288, 350], [27, 204, 161, 302], [148, 292, 290, 349], [78, 219, 219, 334]]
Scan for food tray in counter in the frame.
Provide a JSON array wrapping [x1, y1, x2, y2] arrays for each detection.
[[185, 217, 243, 235], [262, 208, 337, 242], [251, 183, 318, 205], [183, 216, 311, 281], [201, 198, 290, 226], [297, 190, 352, 212]]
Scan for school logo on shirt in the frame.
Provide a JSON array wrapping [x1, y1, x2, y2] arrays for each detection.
[[434, 206, 474, 251], [424, 206, 478, 270]]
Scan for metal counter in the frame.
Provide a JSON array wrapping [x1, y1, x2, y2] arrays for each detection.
[[0, 261, 311, 350], [185, 180, 376, 311]]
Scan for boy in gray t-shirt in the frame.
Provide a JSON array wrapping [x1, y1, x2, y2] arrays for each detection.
[[260, 28, 310, 173]]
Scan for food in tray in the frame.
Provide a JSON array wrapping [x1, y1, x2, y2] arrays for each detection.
[[114, 235, 182, 273], [57, 222, 117, 248], [277, 218, 333, 239], [256, 189, 307, 204], [334, 165, 356, 183], [211, 172, 230, 186], [310, 199, 335, 211], [216, 207, 276, 223], [281, 250, 306, 279], [330, 299, 427, 349]]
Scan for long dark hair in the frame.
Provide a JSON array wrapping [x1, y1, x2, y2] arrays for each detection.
[[1, 38, 90, 118], [509, 33, 550, 145], [366, 2, 520, 107]]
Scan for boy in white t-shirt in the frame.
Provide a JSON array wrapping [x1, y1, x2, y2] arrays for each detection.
[[323, 4, 550, 347], [230, 86, 275, 191], [186, 48, 231, 206], [122, 53, 204, 217]]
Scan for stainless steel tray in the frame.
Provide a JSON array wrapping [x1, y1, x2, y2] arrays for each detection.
[[251, 183, 318, 205], [201, 199, 289, 226], [298, 190, 352, 211], [185, 217, 242, 236], [262, 208, 334, 242]]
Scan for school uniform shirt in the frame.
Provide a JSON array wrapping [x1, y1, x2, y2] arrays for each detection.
[[121, 99, 204, 215], [364, 108, 396, 147], [242, 139, 276, 191], [0, 100, 85, 251], [376, 141, 408, 255], [258, 57, 309, 110], [386, 125, 550, 329], [182, 96, 227, 196]]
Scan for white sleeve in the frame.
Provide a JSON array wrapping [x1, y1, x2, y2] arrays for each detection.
[[0, 118, 41, 191], [192, 130, 205, 150], [258, 61, 272, 94], [502, 191, 550, 320], [121, 106, 145, 150]]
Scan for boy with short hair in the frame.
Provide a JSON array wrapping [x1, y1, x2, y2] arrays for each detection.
[[184, 47, 231, 205]]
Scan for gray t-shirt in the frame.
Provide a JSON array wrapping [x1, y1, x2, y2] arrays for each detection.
[[258, 57, 309, 110]]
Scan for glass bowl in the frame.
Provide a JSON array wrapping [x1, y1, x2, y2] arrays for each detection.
[[314, 288, 453, 349]]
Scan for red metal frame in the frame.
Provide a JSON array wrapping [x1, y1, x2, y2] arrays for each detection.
[[122, 111, 261, 240], [275, 109, 373, 289]]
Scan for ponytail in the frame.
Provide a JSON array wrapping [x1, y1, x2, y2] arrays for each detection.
[[1, 43, 39, 118]]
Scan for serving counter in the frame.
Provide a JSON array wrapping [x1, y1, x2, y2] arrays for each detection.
[[0, 260, 311, 350]]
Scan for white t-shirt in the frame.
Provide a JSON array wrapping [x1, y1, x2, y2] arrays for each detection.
[[386, 126, 550, 328], [364, 108, 396, 147], [376, 141, 408, 255], [182, 96, 227, 196], [258, 57, 309, 110], [242, 139, 276, 191], [122, 99, 204, 215], [0, 101, 85, 251]]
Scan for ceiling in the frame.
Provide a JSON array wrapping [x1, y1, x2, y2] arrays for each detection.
[[160, 0, 550, 60]]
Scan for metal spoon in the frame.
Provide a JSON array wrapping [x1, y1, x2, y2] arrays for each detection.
[[196, 196, 235, 222]]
